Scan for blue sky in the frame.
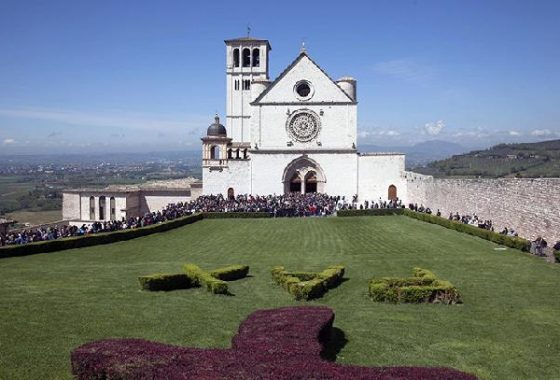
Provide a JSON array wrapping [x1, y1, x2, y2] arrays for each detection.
[[1, 0, 559, 154]]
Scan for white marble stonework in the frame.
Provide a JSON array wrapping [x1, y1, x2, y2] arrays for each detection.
[[202, 37, 407, 202]]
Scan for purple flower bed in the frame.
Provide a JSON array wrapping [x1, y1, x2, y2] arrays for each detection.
[[71, 306, 478, 379]]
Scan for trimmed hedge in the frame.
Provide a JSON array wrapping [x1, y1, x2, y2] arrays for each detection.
[[71, 306, 478, 379], [0, 213, 203, 258], [337, 208, 404, 217], [183, 263, 229, 294], [271, 265, 345, 300], [554, 250, 560, 263], [210, 265, 250, 281], [403, 210, 531, 251], [0, 211, 271, 259], [369, 267, 461, 304], [138, 273, 193, 291], [201, 212, 272, 219]]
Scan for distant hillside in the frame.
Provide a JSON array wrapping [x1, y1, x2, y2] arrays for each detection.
[[359, 140, 468, 168], [415, 139, 560, 178]]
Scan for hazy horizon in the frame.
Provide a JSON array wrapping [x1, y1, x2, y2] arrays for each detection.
[[1, 1, 559, 154]]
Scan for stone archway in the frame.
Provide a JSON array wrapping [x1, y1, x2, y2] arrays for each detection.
[[304, 171, 317, 193], [282, 156, 326, 194], [289, 173, 302, 193]]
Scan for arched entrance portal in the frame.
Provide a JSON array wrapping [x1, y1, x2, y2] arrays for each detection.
[[304, 172, 317, 193], [282, 156, 326, 194], [388, 185, 397, 201], [289, 174, 302, 193]]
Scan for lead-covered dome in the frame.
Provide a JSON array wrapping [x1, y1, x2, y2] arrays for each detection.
[[207, 115, 227, 137]]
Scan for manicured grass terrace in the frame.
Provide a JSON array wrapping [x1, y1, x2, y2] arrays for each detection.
[[0, 216, 558, 379]]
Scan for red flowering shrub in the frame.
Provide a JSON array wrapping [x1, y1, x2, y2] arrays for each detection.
[[71, 306, 477, 379]]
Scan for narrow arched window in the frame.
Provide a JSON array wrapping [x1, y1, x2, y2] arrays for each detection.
[[210, 146, 220, 160], [252, 48, 260, 67], [388, 185, 397, 201], [89, 196, 95, 220], [233, 48, 240, 67], [99, 196, 106, 220], [242, 48, 251, 67], [110, 197, 116, 220]]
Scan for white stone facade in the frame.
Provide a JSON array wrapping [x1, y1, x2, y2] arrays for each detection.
[[203, 37, 407, 202], [62, 179, 202, 223]]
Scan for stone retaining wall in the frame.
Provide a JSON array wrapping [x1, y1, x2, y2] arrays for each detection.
[[407, 177, 560, 245]]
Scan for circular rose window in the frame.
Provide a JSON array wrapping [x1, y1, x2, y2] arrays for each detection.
[[286, 110, 321, 142], [294, 80, 314, 100]]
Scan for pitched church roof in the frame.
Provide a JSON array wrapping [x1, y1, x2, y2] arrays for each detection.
[[252, 51, 355, 104]]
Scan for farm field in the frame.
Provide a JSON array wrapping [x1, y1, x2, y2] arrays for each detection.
[[5, 210, 62, 226], [0, 216, 558, 379]]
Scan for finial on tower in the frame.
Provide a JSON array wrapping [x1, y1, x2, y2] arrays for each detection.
[[214, 113, 220, 124], [247, 24, 251, 37], [300, 39, 306, 53]]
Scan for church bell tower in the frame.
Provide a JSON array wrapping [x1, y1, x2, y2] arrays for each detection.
[[224, 36, 271, 143]]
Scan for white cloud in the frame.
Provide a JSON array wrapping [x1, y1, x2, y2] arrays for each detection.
[[451, 126, 488, 139], [372, 59, 434, 85], [530, 129, 552, 136], [2, 138, 15, 145], [0, 107, 208, 133], [358, 129, 400, 138], [423, 120, 445, 135], [509, 130, 522, 136]]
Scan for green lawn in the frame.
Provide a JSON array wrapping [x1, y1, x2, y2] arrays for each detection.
[[0, 216, 558, 379]]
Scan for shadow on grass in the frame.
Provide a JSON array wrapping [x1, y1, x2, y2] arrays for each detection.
[[321, 327, 348, 362]]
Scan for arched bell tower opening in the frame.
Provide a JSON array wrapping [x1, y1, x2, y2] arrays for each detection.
[[282, 156, 326, 194]]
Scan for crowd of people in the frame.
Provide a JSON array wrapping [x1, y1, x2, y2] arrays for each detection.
[[1, 193, 558, 256], [0, 193, 348, 246], [181, 193, 339, 216], [410, 203, 497, 232]]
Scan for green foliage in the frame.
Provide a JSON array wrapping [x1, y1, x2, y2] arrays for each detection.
[[209, 265, 249, 281], [201, 212, 271, 219], [271, 265, 345, 300], [369, 267, 461, 304], [0, 212, 267, 258], [554, 250, 560, 263], [0, 213, 204, 258], [3, 217, 560, 379], [138, 273, 193, 291], [337, 208, 404, 217], [403, 210, 531, 251], [183, 264, 229, 295], [415, 139, 560, 178]]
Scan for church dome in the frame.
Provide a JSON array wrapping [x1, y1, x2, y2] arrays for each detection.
[[207, 115, 227, 137]]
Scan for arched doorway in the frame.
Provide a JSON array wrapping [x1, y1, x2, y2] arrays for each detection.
[[304, 171, 317, 193], [227, 187, 235, 200], [289, 173, 302, 193], [282, 156, 326, 194], [388, 185, 397, 201]]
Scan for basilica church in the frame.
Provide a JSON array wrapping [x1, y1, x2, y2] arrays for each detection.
[[202, 36, 407, 201], [63, 36, 409, 223]]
